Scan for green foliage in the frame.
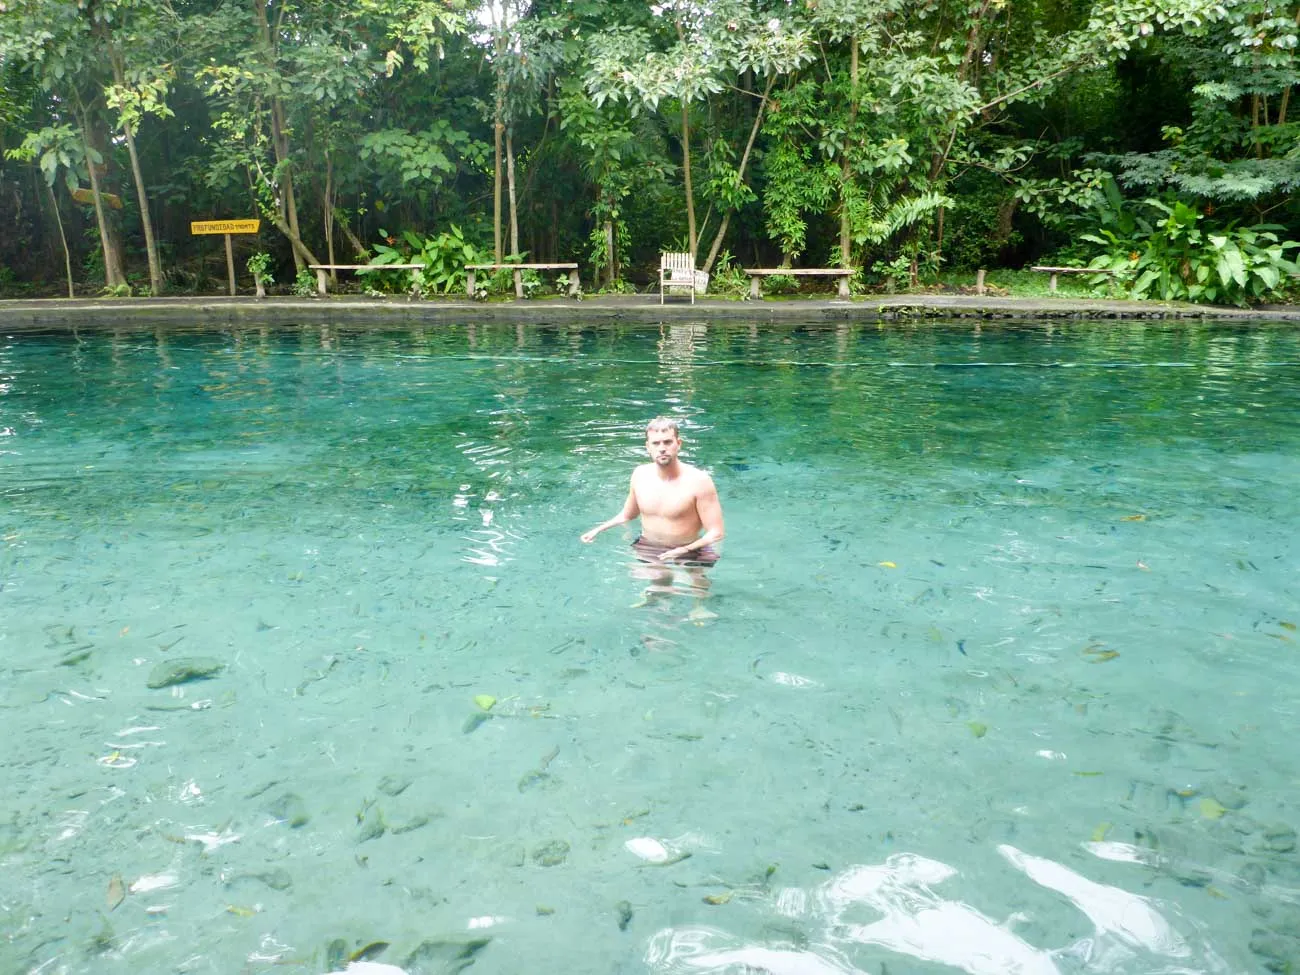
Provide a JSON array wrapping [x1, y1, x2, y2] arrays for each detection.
[[1079, 196, 1300, 306], [246, 252, 274, 285], [586, 220, 631, 279], [4, 0, 1300, 300], [592, 277, 638, 295], [359, 122, 489, 187], [943, 180, 1023, 271], [705, 251, 750, 298], [5, 125, 89, 192], [293, 268, 317, 297], [368, 225, 483, 294]]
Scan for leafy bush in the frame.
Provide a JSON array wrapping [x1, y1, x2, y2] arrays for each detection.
[[1080, 194, 1299, 306], [246, 252, 274, 285], [293, 268, 316, 297], [943, 179, 1023, 271], [705, 251, 750, 299], [368, 225, 482, 295]]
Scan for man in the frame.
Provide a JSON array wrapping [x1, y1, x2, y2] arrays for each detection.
[[581, 418, 725, 603]]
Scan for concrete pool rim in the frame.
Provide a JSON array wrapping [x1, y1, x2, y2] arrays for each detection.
[[2, 293, 1300, 330]]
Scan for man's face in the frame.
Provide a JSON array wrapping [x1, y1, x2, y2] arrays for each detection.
[[646, 429, 681, 466]]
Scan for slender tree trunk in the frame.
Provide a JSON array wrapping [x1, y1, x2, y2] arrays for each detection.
[[339, 215, 367, 260], [1279, 86, 1291, 126], [270, 98, 304, 268], [493, 35, 506, 263], [78, 108, 126, 288], [121, 122, 163, 294], [111, 58, 164, 295], [506, 127, 519, 256], [46, 181, 75, 298], [264, 206, 323, 268], [605, 219, 616, 286], [256, 0, 304, 269], [839, 37, 859, 269], [681, 100, 696, 261], [702, 76, 774, 275], [493, 116, 504, 261], [324, 149, 337, 284]]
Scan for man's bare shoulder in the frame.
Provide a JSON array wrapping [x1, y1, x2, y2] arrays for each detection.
[[681, 463, 717, 491]]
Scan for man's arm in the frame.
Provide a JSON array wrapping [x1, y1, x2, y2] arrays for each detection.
[[662, 475, 725, 559], [580, 483, 640, 543]]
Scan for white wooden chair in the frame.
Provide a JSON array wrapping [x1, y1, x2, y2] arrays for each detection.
[[660, 252, 709, 304]]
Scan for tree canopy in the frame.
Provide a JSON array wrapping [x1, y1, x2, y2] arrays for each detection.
[[2, 0, 1297, 302]]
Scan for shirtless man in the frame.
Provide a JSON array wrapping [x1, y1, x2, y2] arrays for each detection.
[[581, 418, 725, 597]]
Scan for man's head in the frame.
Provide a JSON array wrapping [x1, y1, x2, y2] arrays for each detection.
[[645, 417, 682, 467]]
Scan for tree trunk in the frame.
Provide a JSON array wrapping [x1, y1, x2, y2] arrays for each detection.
[[111, 58, 164, 295], [702, 75, 774, 275], [339, 216, 368, 260], [78, 109, 127, 289], [681, 100, 697, 261], [256, 0, 304, 270], [605, 219, 616, 286], [493, 37, 506, 265], [324, 149, 337, 285], [264, 206, 323, 268], [839, 37, 859, 269], [270, 98, 304, 268], [506, 126, 519, 256], [46, 181, 75, 298]]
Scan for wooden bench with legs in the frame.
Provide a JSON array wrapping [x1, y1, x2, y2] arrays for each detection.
[[308, 264, 423, 296], [1030, 266, 1115, 293], [465, 263, 580, 299], [744, 267, 854, 299]]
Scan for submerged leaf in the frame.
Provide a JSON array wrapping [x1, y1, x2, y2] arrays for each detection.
[[106, 874, 125, 911], [474, 694, 497, 711], [1199, 797, 1227, 820]]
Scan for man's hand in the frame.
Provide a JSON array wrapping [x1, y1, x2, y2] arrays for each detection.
[[660, 545, 692, 561], [580, 528, 599, 544]]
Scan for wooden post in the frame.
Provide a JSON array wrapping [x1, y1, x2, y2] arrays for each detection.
[[224, 233, 236, 296], [976, 269, 986, 295], [191, 220, 259, 295]]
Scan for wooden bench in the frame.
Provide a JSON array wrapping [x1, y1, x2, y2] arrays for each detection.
[[309, 263, 423, 296], [660, 252, 709, 304], [465, 263, 580, 299], [744, 267, 854, 299], [1030, 266, 1114, 293]]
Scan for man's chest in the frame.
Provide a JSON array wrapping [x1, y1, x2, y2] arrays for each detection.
[[635, 479, 697, 517]]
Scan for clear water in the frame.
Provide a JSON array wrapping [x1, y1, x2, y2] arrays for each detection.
[[2, 319, 1298, 975]]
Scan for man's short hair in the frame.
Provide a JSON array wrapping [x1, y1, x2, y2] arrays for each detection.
[[646, 417, 680, 438]]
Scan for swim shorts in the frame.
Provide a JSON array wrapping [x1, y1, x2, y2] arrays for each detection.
[[632, 536, 720, 567]]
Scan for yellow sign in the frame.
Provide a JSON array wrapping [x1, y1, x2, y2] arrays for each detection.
[[191, 219, 260, 235]]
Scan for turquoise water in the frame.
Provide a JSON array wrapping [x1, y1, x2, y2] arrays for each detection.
[[1, 319, 1298, 975]]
